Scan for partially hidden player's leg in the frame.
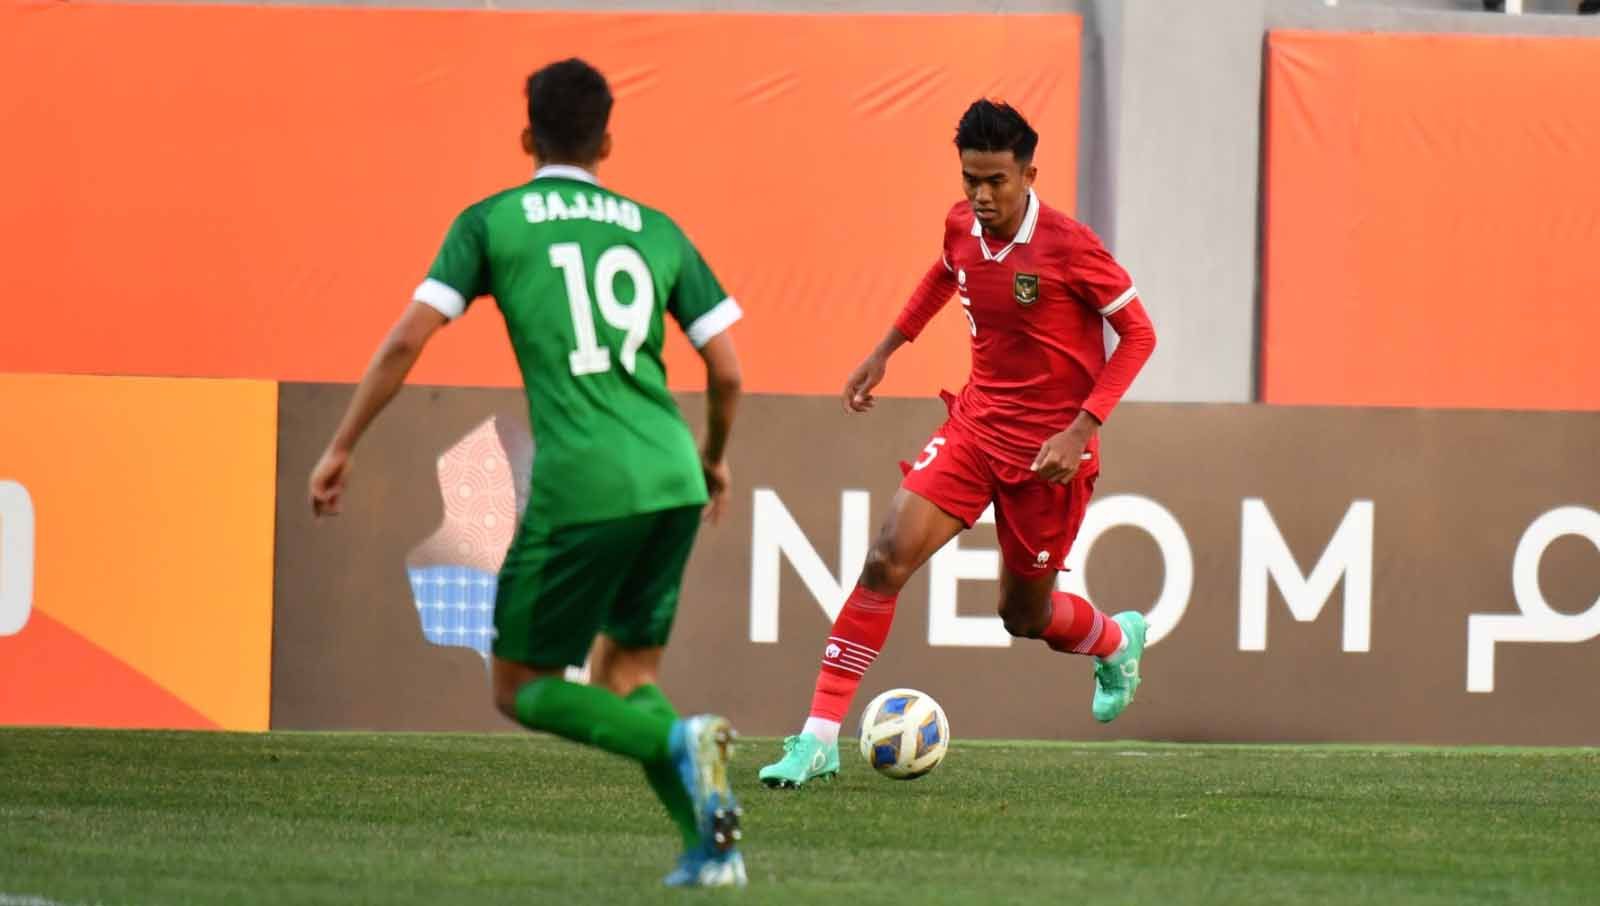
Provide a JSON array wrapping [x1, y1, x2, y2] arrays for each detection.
[[491, 651, 679, 769], [992, 473, 1147, 723], [590, 634, 664, 698], [491, 515, 678, 762], [492, 511, 743, 888], [760, 484, 972, 789], [601, 505, 745, 888], [591, 637, 698, 854]]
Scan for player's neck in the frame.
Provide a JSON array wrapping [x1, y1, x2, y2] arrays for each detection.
[[980, 188, 1037, 243], [983, 211, 1026, 242], [533, 159, 600, 182]]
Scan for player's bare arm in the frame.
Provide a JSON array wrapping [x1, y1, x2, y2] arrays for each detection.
[[309, 301, 448, 517], [842, 327, 910, 414], [697, 331, 742, 524]]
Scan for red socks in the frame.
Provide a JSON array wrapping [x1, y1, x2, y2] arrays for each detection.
[[808, 585, 897, 722], [1040, 591, 1123, 658], [806, 587, 1118, 723]]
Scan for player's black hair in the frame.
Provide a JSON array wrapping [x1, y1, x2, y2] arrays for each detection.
[[953, 99, 1039, 164], [525, 58, 613, 163]]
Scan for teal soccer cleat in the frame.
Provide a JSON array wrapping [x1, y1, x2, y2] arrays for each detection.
[[1092, 612, 1147, 723], [757, 733, 840, 789]]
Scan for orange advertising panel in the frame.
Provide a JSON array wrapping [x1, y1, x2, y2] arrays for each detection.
[[1262, 31, 1600, 410], [0, 375, 277, 730], [0, 3, 1080, 398]]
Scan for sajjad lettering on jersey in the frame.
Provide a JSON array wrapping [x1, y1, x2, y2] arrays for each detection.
[[522, 190, 643, 233]]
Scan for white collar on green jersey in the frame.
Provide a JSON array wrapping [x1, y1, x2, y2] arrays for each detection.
[[533, 164, 599, 185], [971, 189, 1040, 263]]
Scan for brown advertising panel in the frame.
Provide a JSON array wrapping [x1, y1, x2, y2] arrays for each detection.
[[274, 386, 1600, 744]]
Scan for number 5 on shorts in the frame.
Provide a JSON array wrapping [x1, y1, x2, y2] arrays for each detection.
[[913, 437, 946, 471]]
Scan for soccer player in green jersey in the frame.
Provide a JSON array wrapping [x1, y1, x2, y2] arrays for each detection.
[[307, 59, 748, 888]]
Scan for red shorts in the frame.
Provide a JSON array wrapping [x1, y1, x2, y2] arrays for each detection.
[[899, 416, 1098, 579]]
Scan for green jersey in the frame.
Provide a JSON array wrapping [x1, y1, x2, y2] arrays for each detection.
[[414, 165, 740, 528]]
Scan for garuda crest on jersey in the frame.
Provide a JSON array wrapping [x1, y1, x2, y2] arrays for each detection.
[[1013, 272, 1040, 306]]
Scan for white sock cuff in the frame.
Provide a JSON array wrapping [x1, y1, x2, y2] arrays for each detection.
[[802, 717, 842, 745], [1096, 631, 1132, 665]]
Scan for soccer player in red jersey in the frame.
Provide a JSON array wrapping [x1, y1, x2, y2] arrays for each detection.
[[760, 100, 1158, 787]]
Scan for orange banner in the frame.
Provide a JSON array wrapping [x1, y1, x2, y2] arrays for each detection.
[[0, 3, 1080, 398], [1262, 31, 1600, 410], [0, 375, 277, 731]]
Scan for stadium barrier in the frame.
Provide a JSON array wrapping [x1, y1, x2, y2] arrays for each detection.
[[269, 388, 1600, 744]]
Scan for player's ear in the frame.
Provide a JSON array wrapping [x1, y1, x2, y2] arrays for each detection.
[[597, 133, 614, 164], [1024, 163, 1038, 186], [521, 127, 535, 157]]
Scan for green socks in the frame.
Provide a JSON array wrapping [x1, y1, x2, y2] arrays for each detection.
[[512, 678, 698, 850], [513, 677, 673, 764], [626, 684, 699, 849]]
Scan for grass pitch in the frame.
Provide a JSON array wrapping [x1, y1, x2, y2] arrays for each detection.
[[2, 729, 1597, 905]]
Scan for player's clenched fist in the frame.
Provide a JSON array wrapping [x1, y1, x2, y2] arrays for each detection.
[[701, 455, 732, 525], [309, 448, 352, 518], [1030, 429, 1091, 484], [842, 353, 888, 414]]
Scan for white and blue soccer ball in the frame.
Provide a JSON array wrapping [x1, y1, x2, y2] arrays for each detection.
[[857, 688, 950, 780]]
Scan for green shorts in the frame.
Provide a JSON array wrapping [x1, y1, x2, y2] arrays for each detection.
[[492, 504, 702, 668]]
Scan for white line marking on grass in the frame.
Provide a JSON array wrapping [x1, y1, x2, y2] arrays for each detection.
[[0, 894, 95, 906]]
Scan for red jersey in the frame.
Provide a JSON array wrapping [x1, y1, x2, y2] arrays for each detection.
[[894, 191, 1156, 469]]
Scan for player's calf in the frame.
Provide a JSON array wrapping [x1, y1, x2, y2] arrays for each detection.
[[858, 534, 923, 596], [1039, 591, 1124, 658]]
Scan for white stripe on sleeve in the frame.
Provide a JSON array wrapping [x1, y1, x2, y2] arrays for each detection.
[[413, 278, 467, 320], [1099, 286, 1138, 317], [684, 297, 743, 349]]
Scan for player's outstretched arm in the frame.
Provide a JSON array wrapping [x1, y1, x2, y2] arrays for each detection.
[[844, 257, 958, 414], [697, 331, 743, 525], [842, 327, 909, 414], [309, 302, 448, 518]]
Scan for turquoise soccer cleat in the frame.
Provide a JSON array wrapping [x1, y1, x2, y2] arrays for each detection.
[[1092, 612, 1148, 723], [757, 733, 840, 789]]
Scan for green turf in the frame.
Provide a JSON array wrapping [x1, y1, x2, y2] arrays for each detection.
[[2, 729, 1598, 905]]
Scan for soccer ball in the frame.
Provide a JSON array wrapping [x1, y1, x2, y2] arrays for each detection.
[[857, 688, 950, 780]]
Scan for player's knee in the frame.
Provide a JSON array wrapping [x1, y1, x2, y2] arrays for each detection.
[[1000, 613, 1043, 639], [491, 662, 564, 724], [590, 642, 661, 698], [595, 668, 653, 699], [997, 597, 1048, 639], [861, 540, 916, 594]]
